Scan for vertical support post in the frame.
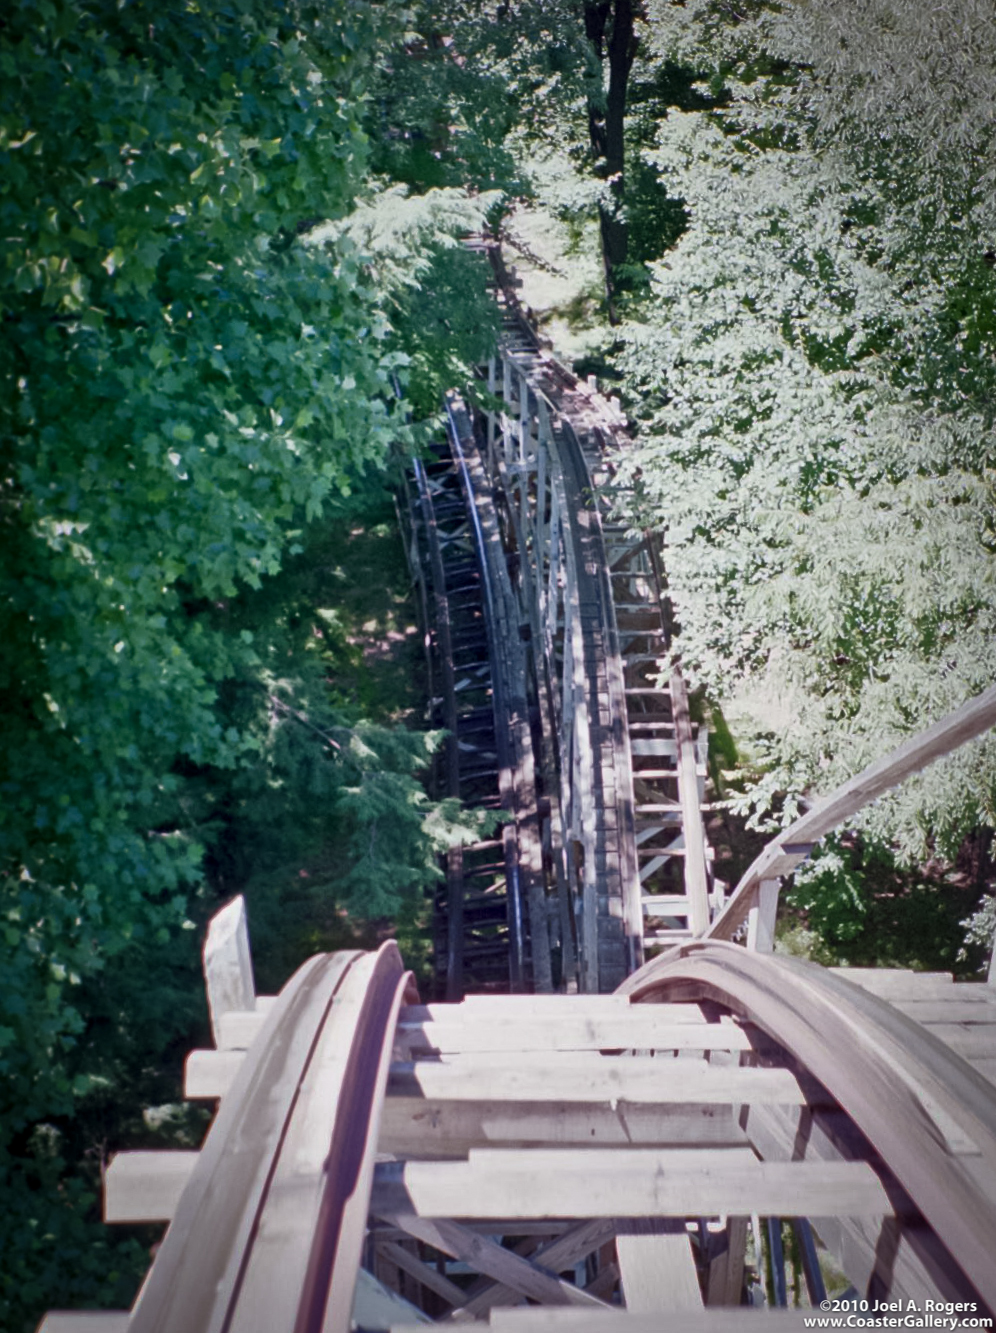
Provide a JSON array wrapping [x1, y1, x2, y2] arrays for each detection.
[[487, 356, 496, 453], [670, 669, 710, 937], [445, 847, 465, 1002], [746, 878, 779, 953], [203, 895, 256, 1048]]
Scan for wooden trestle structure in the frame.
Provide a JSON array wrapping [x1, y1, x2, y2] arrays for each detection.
[[38, 246, 996, 1332], [400, 243, 712, 998]]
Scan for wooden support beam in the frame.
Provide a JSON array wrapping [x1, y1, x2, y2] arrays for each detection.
[[456, 1219, 618, 1318], [441, 995, 638, 1017], [184, 1048, 245, 1099], [377, 1097, 747, 1158], [375, 1240, 466, 1308], [36, 1318, 131, 1333], [104, 1151, 198, 1224], [372, 1150, 894, 1221], [746, 879, 778, 954], [215, 1007, 268, 1050], [401, 998, 711, 1023], [616, 1220, 702, 1312], [375, 1214, 610, 1309], [898, 997, 996, 1023], [386, 1053, 812, 1106], [830, 969, 954, 999], [705, 682, 996, 945], [203, 896, 256, 1048], [400, 1014, 753, 1055], [922, 1024, 996, 1058], [705, 1217, 748, 1306]]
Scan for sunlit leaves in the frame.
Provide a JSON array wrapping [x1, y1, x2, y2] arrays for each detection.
[[613, 2, 996, 873]]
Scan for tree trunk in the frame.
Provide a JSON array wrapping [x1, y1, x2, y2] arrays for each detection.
[[584, 0, 637, 321]]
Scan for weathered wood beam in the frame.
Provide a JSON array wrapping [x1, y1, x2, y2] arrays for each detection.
[[377, 1097, 747, 1158], [104, 1152, 198, 1224], [385, 1053, 812, 1106], [615, 1220, 702, 1312], [374, 1213, 610, 1310], [203, 895, 257, 1048], [705, 682, 996, 944], [372, 1150, 894, 1221]]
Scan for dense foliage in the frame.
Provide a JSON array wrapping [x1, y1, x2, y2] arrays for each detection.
[[1, 0, 497, 1325], [6, 0, 996, 1321], [604, 0, 996, 950], [389, 0, 996, 958]]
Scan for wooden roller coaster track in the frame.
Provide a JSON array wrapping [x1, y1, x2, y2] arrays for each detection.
[[402, 241, 713, 998], [38, 245, 996, 1333]]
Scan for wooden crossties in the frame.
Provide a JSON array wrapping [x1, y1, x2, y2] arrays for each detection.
[[363, 975, 994, 1322], [400, 433, 526, 995], [39, 899, 996, 1331]]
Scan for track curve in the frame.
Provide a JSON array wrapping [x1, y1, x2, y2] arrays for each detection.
[[406, 239, 716, 996], [47, 906, 996, 1330]]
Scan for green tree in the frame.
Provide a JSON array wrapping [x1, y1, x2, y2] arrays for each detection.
[[609, 0, 996, 919], [0, 1, 499, 1325]]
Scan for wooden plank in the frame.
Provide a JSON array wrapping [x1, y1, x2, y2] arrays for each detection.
[[216, 1007, 269, 1050], [745, 879, 778, 954], [897, 998, 996, 1024], [376, 1213, 609, 1310], [400, 1015, 752, 1055], [184, 1048, 245, 1099], [376, 1240, 466, 1308], [924, 1023, 996, 1058], [405, 997, 691, 1020], [705, 1216, 748, 1306], [387, 1054, 811, 1106], [37, 1318, 131, 1333], [104, 1151, 198, 1224], [377, 1098, 747, 1158], [616, 1222, 701, 1312], [372, 1150, 893, 1221], [789, 683, 996, 846], [705, 683, 996, 943], [203, 895, 256, 1048], [830, 968, 954, 996]]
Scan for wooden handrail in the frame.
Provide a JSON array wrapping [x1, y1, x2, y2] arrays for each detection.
[[705, 682, 996, 943]]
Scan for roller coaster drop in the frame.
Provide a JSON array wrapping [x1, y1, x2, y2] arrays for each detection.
[[402, 244, 713, 998], [39, 244, 996, 1333]]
